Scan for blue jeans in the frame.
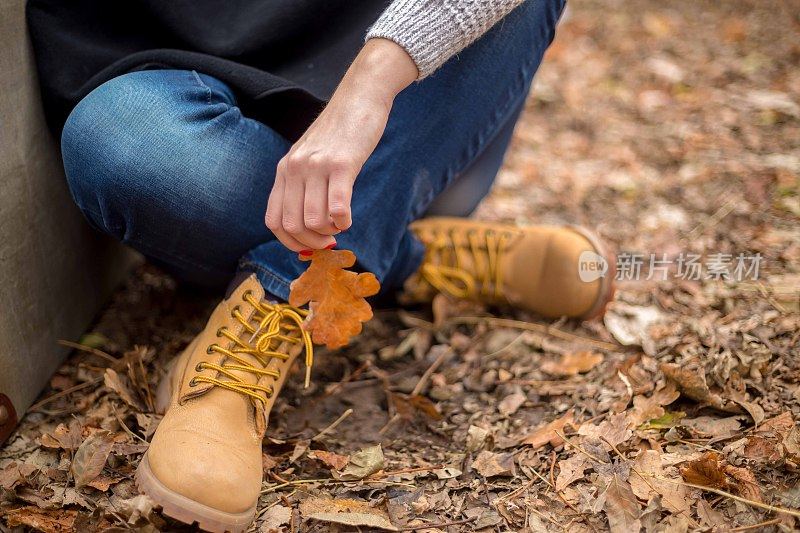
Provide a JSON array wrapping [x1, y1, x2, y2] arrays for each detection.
[[60, 0, 564, 300]]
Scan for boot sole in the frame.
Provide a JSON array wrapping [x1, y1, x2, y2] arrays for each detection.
[[568, 225, 616, 320], [135, 454, 256, 533]]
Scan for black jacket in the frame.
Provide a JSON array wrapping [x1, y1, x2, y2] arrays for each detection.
[[26, 0, 388, 141]]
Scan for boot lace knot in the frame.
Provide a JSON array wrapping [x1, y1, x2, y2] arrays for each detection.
[[192, 290, 313, 404], [419, 226, 516, 301]]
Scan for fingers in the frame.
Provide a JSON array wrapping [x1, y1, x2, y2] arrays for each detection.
[[265, 173, 308, 252], [267, 150, 358, 252], [281, 170, 335, 250], [329, 172, 354, 231], [304, 175, 341, 236]]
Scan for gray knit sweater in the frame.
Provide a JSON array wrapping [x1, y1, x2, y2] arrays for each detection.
[[366, 0, 526, 79]]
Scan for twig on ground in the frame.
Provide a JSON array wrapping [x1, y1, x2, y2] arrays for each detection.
[[311, 408, 353, 442], [58, 339, 119, 365], [730, 518, 782, 531], [379, 347, 452, 434], [28, 378, 103, 412], [555, 430, 608, 464], [445, 316, 619, 351], [650, 476, 800, 518], [368, 464, 445, 480], [398, 517, 476, 530], [261, 477, 416, 494]]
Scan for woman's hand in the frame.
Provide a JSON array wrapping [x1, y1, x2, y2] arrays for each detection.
[[265, 38, 418, 252]]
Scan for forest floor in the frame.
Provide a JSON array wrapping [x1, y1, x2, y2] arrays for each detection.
[[2, 0, 799, 531]]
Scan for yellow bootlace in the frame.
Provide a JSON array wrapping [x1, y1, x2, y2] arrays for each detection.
[[418, 227, 515, 301], [191, 290, 313, 404]]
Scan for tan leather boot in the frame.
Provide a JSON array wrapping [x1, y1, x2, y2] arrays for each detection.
[[407, 217, 615, 319], [135, 274, 312, 533]]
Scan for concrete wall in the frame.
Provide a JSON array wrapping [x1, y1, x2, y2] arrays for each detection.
[[0, 0, 138, 442]]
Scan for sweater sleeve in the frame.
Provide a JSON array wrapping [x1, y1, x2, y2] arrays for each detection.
[[365, 0, 526, 79]]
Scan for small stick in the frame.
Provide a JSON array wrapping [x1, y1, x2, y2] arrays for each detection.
[[136, 355, 155, 412], [311, 408, 353, 442], [367, 464, 445, 479], [398, 517, 476, 530], [58, 339, 118, 365], [112, 406, 147, 444], [446, 316, 619, 351], [528, 458, 598, 532], [380, 347, 451, 434], [29, 378, 103, 412], [260, 477, 416, 494], [650, 475, 800, 518], [555, 430, 607, 464], [411, 347, 452, 396], [323, 361, 370, 397], [731, 518, 782, 531]]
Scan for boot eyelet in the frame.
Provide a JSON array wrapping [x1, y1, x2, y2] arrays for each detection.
[[206, 344, 217, 354], [231, 305, 241, 318], [216, 327, 225, 337], [196, 363, 205, 372], [189, 378, 198, 387], [243, 290, 252, 300]]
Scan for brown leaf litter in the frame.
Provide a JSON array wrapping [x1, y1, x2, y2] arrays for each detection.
[[2, 0, 799, 531]]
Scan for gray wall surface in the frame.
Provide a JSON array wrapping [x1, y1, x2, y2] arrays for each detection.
[[0, 0, 137, 441]]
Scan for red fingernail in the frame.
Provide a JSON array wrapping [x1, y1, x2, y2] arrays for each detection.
[[325, 242, 336, 250], [299, 249, 313, 256]]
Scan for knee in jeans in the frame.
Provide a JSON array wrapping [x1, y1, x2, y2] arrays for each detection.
[[61, 71, 207, 232], [62, 73, 161, 213]]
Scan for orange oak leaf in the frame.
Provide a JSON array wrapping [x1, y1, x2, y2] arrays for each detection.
[[289, 249, 380, 349]]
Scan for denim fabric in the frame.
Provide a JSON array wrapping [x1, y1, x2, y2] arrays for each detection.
[[61, 0, 565, 299]]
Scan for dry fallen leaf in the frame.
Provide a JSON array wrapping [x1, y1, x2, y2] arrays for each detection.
[[681, 451, 763, 502], [261, 504, 292, 532], [541, 351, 604, 376], [758, 411, 795, 434], [70, 430, 115, 488], [0, 463, 25, 491], [661, 363, 742, 413], [628, 382, 680, 427], [630, 450, 690, 514], [334, 444, 384, 480], [680, 452, 730, 490], [578, 412, 632, 449], [695, 498, 728, 529], [603, 303, 664, 350], [39, 419, 82, 451], [556, 453, 591, 491], [85, 473, 122, 492], [392, 393, 443, 421], [472, 450, 515, 477], [601, 474, 642, 533], [118, 494, 155, 524], [104, 368, 144, 410], [498, 390, 526, 416], [724, 463, 763, 503], [521, 410, 578, 448], [289, 249, 380, 349], [4, 506, 78, 533], [300, 497, 398, 531], [682, 416, 742, 438], [307, 449, 350, 471]]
